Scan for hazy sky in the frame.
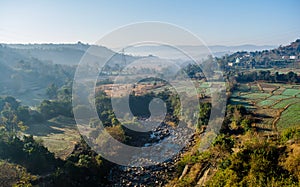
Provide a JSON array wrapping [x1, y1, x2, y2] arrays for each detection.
[[0, 0, 299, 46]]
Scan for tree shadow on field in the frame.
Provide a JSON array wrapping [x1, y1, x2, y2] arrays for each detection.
[[25, 116, 77, 136]]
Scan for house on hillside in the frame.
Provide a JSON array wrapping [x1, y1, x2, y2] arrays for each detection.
[[281, 56, 289, 60]]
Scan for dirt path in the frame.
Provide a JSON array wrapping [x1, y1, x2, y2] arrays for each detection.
[[272, 103, 295, 131], [257, 82, 264, 92]]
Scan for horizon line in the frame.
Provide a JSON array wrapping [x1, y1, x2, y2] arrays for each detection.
[[0, 41, 282, 48]]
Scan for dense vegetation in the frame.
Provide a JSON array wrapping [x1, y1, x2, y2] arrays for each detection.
[[168, 112, 300, 186], [235, 70, 300, 83], [0, 93, 115, 186]]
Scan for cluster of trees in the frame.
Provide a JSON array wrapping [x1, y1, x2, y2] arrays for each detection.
[[15, 59, 75, 83], [197, 102, 211, 128], [46, 82, 72, 101], [88, 88, 216, 149], [0, 133, 60, 174], [94, 91, 116, 126], [0, 84, 73, 134], [0, 160, 36, 187], [0, 96, 29, 135], [0, 81, 74, 139], [92, 89, 182, 128], [180, 63, 204, 79], [110, 88, 210, 128], [39, 99, 73, 120], [42, 82, 73, 120], [179, 58, 218, 80], [0, 95, 71, 128], [221, 104, 254, 134], [236, 70, 300, 83], [87, 89, 182, 148]]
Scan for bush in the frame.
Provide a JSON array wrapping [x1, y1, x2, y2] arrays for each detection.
[[281, 128, 300, 142], [207, 139, 298, 186], [212, 134, 235, 152]]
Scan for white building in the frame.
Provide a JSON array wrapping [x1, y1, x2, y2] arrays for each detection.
[[228, 62, 233, 67]]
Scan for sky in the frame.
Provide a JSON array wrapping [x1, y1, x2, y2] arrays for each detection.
[[0, 0, 299, 46]]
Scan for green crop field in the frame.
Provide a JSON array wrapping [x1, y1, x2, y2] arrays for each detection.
[[241, 93, 271, 100], [257, 99, 276, 107], [268, 95, 290, 100], [272, 98, 300, 109], [282, 88, 300, 96], [277, 102, 300, 130], [231, 83, 300, 132], [199, 82, 211, 88]]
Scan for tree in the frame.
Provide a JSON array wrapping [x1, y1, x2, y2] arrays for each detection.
[[38, 99, 73, 120], [0, 103, 27, 137], [240, 117, 252, 132], [198, 103, 211, 128], [16, 106, 30, 123], [3, 96, 20, 110], [46, 83, 58, 99], [287, 71, 298, 83], [57, 84, 72, 102]]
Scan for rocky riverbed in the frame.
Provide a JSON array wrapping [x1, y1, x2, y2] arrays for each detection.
[[107, 123, 197, 186]]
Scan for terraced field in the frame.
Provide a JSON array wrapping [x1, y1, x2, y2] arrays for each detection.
[[153, 80, 224, 98], [281, 88, 300, 96], [230, 82, 300, 131], [273, 98, 300, 109], [268, 95, 291, 100], [277, 102, 300, 130], [257, 99, 276, 107], [241, 93, 271, 100]]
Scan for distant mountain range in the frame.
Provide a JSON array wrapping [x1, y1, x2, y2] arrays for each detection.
[[119, 44, 277, 60], [1, 43, 277, 65]]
